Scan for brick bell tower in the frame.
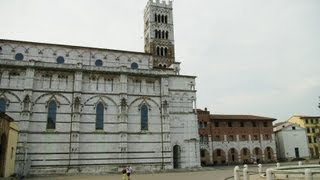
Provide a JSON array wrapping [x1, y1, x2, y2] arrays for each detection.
[[144, 0, 175, 69]]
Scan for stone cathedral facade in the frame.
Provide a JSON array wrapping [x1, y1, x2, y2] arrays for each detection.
[[0, 0, 200, 175]]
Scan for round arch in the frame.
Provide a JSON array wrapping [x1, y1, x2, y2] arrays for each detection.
[[228, 148, 239, 164], [212, 148, 226, 165]]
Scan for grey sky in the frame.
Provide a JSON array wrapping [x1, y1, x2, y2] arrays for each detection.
[[1, 0, 319, 122]]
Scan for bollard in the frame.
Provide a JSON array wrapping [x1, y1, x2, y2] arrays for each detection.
[[299, 161, 302, 166], [276, 162, 280, 168], [266, 168, 273, 180], [243, 167, 249, 180], [234, 166, 240, 180], [305, 169, 312, 180], [258, 164, 262, 175]]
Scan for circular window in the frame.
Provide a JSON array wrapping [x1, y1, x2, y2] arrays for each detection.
[[131, 62, 139, 69], [56, 56, 65, 64], [15, 53, 24, 61], [95, 59, 103, 66]]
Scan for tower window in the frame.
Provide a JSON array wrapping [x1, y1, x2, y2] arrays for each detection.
[[165, 16, 168, 23], [161, 15, 164, 23], [155, 30, 158, 38], [164, 48, 168, 56], [154, 13, 157, 22], [166, 31, 169, 39], [158, 14, 161, 23], [162, 31, 165, 39], [156, 47, 160, 56], [160, 47, 164, 56]]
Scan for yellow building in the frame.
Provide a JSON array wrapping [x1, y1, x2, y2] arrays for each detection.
[[0, 113, 18, 177], [288, 115, 320, 158]]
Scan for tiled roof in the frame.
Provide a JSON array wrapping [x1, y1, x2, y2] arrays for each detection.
[[210, 114, 276, 121]]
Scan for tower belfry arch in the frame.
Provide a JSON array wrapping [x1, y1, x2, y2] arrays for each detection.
[[144, 0, 175, 68]]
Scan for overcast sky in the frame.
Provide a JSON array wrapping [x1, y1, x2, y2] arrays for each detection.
[[1, 0, 319, 122]]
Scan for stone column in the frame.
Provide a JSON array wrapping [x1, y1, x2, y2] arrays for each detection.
[[69, 69, 83, 166], [119, 74, 128, 165]]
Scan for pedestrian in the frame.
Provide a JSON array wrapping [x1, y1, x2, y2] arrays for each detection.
[[122, 167, 127, 180], [126, 165, 133, 180]]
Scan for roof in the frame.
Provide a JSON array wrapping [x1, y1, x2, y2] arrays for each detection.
[[273, 122, 303, 132], [210, 114, 276, 121], [0, 113, 14, 122], [0, 39, 150, 56]]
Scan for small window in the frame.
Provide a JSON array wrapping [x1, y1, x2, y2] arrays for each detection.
[[292, 126, 296, 130], [240, 121, 244, 127], [214, 122, 219, 127], [95, 59, 103, 66], [15, 53, 24, 61], [228, 122, 232, 127], [56, 56, 65, 64], [131, 62, 139, 69], [252, 122, 257, 127], [263, 122, 268, 127]]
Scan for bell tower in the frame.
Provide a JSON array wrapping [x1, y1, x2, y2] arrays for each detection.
[[144, 0, 175, 68]]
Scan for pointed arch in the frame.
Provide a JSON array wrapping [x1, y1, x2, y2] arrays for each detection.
[[164, 47, 168, 56], [162, 31, 165, 39], [165, 15, 168, 23], [161, 15, 164, 23], [156, 46, 160, 56], [166, 31, 169, 39], [154, 13, 157, 22], [46, 100, 57, 129], [158, 14, 161, 23], [155, 30, 158, 38], [161, 47, 164, 56]]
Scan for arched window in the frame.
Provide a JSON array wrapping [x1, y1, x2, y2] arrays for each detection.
[[156, 47, 160, 56], [155, 30, 158, 38], [154, 13, 157, 22], [158, 14, 161, 23], [141, 104, 148, 130], [165, 16, 168, 23], [96, 103, 104, 130], [158, 30, 161, 38], [166, 31, 169, 39], [164, 48, 168, 56], [47, 101, 57, 129], [161, 47, 164, 56], [0, 98, 6, 113], [161, 15, 164, 23], [162, 31, 165, 39]]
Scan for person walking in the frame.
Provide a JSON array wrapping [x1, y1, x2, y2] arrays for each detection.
[[122, 167, 127, 180], [126, 165, 133, 180]]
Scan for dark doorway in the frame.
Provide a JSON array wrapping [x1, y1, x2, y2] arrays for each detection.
[[0, 133, 7, 177], [173, 145, 181, 169], [295, 147, 300, 158]]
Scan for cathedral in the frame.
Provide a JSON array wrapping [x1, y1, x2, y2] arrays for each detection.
[[0, 0, 200, 176]]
